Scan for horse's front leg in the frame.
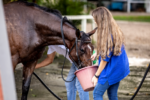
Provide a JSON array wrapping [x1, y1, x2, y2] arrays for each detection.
[[21, 61, 37, 100]]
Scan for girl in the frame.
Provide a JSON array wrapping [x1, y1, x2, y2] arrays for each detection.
[[91, 7, 130, 100]]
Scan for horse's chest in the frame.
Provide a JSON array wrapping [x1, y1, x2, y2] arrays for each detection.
[[21, 47, 45, 62]]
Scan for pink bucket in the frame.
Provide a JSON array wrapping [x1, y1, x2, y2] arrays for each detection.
[[74, 65, 98, 91]]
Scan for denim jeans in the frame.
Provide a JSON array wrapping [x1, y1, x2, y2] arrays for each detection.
[[65, 63, 89, 100], [93, 81, 120, 100]]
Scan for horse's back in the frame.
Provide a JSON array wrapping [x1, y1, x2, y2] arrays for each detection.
[[4, 2, 40, 64]]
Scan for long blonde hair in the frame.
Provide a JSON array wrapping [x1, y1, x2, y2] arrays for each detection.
[[92, 7, 124, 59]]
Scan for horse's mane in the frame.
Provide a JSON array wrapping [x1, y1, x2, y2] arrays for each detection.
[[17, 0, 62, 19], [16, 0, 79, 30]]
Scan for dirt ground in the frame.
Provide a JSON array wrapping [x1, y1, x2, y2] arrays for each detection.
[[15, 13, 150, 100], [111, 12, 150, 60], [117, 21, 150, 59]]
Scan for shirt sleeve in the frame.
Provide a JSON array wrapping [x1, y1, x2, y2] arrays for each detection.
[[47, 46, 55, 54], [102, 51, 113, 62], [47, 45, 72, 63]]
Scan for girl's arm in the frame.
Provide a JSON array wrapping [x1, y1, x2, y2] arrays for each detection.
[[95, 60, 107, 76], [35, 52, 56, 69], [92, 60, 107, 86], [91, 52, 97, 61]]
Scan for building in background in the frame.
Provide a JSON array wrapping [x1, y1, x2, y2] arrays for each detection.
[[88, 0, 150, 13]]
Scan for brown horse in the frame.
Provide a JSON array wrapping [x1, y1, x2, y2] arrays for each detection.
[[4, 1, 97, 100]]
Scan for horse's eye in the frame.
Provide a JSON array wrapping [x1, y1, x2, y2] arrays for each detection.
[[80, 49, 85, 53]]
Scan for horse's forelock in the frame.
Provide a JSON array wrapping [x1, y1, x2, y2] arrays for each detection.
[[79, 32, 91, 50], [81, 32, 91, 41]]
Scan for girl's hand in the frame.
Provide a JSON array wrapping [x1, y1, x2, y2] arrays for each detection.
[[91, 53, 97, 61], [92, 76, 98, 87]]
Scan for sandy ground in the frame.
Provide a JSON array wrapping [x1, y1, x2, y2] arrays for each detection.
[[15, 15, 150, 100], [118, 21, 150, 58]]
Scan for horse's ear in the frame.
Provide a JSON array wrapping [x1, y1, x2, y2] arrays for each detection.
[[87, 27, 97, 36], [76, 29, 81, 38], [64, 16, 68, 21]]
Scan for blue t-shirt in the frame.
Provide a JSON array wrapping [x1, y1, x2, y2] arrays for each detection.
[[98, 46, 130, 85]]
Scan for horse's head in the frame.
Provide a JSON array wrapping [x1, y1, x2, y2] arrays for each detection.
[[69, 28, 97, 69]]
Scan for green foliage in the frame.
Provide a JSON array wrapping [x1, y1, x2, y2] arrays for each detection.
[[42, 0, 95, 26], [3, 0, 43, 5], [26, 0, 42, 5], [3, 0, 13, 4], [42, 0, 95, 15], [114, 16, 150, 22], [3, 0, 95, 15]]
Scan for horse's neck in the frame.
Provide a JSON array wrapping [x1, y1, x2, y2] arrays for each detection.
[[33, 9, 76, 49]]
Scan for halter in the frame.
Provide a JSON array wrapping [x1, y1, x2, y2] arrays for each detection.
[[61, 16, 91, 69], [60, 16, 91, 82]]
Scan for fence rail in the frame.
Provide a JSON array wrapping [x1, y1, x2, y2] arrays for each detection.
[[65, 15, 97, 43], [66, 15, 95, 32]]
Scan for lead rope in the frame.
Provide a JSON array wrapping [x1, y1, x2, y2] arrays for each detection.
[[60, 17, 77, 82], [61, 47, 76, 82], [31, 17, 76, 100], [33, 72, 62, 100], [130, 63, 150, 100], [32, 16, 91, 100], [33, 63, 150, 100]]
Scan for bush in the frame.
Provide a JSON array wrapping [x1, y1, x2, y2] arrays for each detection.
[[42, 0, 95, 26]]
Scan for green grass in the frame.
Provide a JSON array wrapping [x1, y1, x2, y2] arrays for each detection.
[[113, 16, 150, 22]]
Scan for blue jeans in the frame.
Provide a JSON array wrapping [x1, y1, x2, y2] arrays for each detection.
[[93, 81, 120, 100], [65, 63, 89, 100]]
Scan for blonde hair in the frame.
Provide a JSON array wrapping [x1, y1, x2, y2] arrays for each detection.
[[92, 7, 124, 59]]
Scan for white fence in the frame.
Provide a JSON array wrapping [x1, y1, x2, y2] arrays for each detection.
[[65, 15, 98, 44], [66, 15, 96, 32]]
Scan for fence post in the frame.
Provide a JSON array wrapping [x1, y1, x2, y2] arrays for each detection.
[[81, 18, 87, 32], [145, 0, 150, 13], [127, 0, 131, 13]]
